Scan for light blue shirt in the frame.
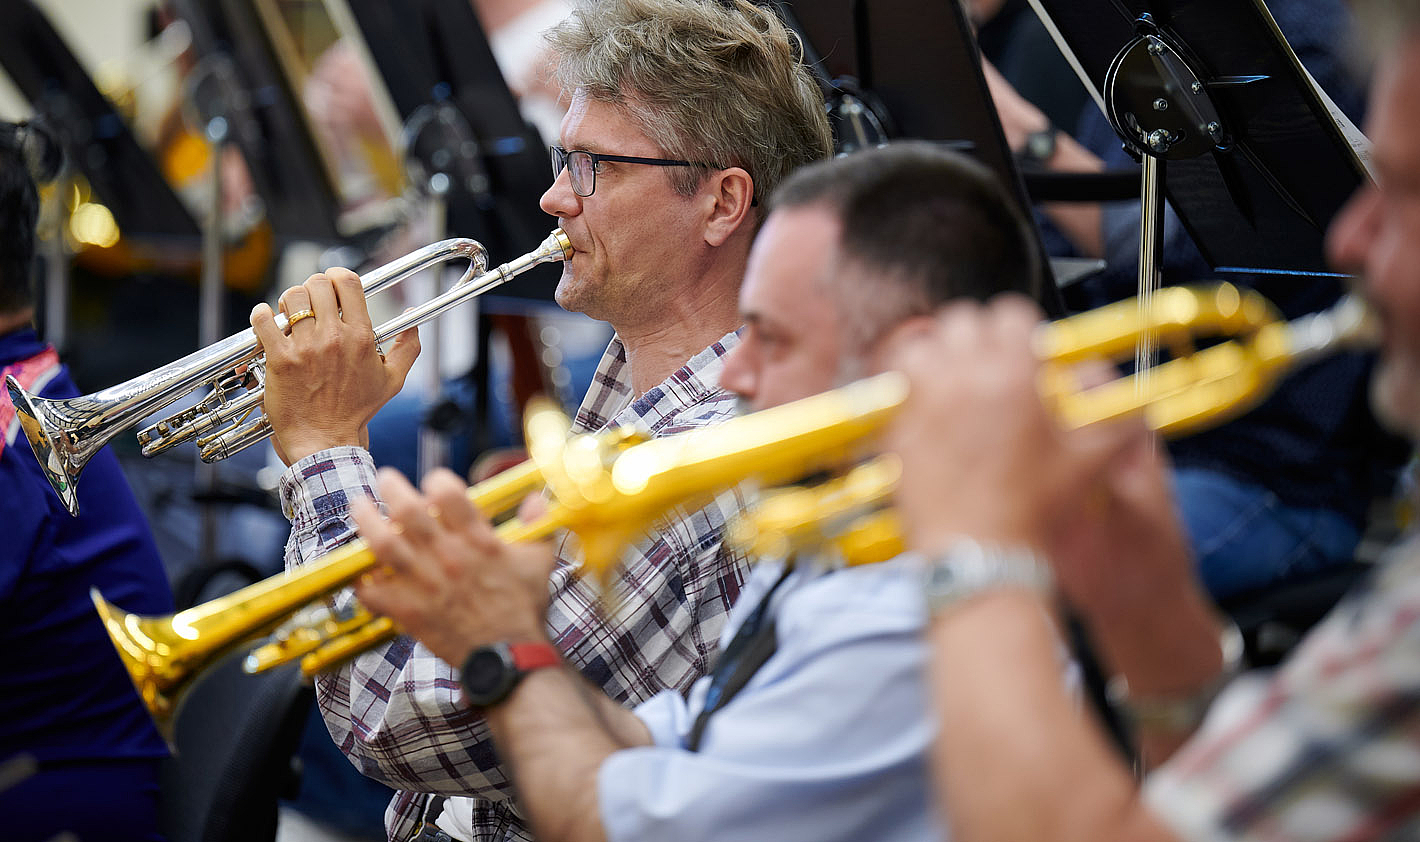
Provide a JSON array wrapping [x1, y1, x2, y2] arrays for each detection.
[[597, 554, 940, 842]]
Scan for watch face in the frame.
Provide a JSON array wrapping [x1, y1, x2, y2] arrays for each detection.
[[1027, 131, 1055, 161], [462, 646, 515, 705], [464, 649, 504, 692]]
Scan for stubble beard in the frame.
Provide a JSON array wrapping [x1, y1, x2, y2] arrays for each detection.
[[1371, 352, 1420, 443]]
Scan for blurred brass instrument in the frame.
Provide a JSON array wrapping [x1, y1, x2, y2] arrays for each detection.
[[6, 229, 571, 516], [728, 283, 1379, 565], [91, 376, 903, 745], [90, 283, 1374, 744]]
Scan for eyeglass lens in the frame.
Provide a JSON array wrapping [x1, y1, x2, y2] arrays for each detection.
[[550, 147, 596, 197]]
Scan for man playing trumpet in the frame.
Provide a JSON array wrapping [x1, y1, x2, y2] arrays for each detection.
[[344, 141, 1044, 841], [251, 1, 830, 838], [880, 0, 1420, 838]]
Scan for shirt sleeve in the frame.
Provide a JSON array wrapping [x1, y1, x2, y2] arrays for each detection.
[[596, 560, 938, 842], [1146, 546, 1420, 842], [280, 448, 751, 801]]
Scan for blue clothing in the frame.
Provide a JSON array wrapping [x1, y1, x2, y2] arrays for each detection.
[[1174, 468, 1362, 600], [1055, 0, 1407, 596], [598, 555, 939, 842], [0, 327, 173, 842]]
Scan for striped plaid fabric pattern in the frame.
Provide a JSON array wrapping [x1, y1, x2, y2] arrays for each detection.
[[1146, 535, 1420, 842], [280, 331, 749, 841]]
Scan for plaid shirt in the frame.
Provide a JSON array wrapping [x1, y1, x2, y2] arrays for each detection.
[[1146, 533, 1420, 841], [280, 331, 748, 842]]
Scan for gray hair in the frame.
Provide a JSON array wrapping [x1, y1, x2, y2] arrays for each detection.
[[546, 0, 833, 206]]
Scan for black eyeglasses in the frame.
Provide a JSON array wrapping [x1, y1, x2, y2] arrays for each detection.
[[549, 145, 717, 197]]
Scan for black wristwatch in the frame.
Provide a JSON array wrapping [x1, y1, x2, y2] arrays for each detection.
[[1019, 124, 1059, 167], [459, 641, 561, 709]]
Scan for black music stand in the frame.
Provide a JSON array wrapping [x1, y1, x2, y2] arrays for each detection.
[[342, 0, 559, 302], [1027, 0, 1367, 282], [772, 0, 1060, 312], [0, 1, 201, 244], [174, 0, 344, 244], [340, 0, 570, 472]]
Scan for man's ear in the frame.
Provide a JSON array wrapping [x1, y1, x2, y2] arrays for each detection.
[[871, 314, 939, 372], [701, 166, 756, 246]]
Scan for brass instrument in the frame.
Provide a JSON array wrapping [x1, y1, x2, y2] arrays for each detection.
[[91, 374, 905, 746], [728, 283, 1379, 566], [96, 409, 643, 746], [6, 230, 572, 516], [90, 283, 1374, 743]]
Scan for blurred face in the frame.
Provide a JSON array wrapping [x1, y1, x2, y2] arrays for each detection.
[[719, 205, 847, 412], [1327, 38, 1420, 440], [540, 92, 705, 327]]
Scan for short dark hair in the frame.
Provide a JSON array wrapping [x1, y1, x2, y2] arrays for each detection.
[[0, 126, 40, 316], [768, 141, 1041, 349]]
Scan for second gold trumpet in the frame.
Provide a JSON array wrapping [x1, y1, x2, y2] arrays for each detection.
[[729, 283, 1379, 566]]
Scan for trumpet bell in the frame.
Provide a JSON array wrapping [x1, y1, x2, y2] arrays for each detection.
[[91, 589, 189, 747], [5, 378, 87, 516]]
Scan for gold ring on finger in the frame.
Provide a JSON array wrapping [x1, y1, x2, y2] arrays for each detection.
[[286, 309, 316, 331]]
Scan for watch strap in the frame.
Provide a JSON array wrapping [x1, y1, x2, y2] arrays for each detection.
[[508, 641, 561, 672], [922, 538, 1054, 617], [460, 641, 561, 709], [1105, 620, 1245, 735]]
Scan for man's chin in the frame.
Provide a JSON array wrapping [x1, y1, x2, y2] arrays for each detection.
[[1370, 358, 1420, 441]]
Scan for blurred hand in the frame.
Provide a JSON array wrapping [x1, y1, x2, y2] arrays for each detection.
[[251, 267, 419, 464], [981, 58, 1050, 153], [305, 41, 384, 160], [884, 295, 1137, 554], [1044, 426, 1199, 624], [352, 468, 558, 666]]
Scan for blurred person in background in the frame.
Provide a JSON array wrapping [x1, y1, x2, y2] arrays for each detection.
[[0, 122, 174, 842]]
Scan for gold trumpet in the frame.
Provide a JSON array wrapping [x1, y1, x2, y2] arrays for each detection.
[[727, 283, 1379, 566], [93, 371, 907, 745], [92, 283, 1373, 743], [94, 406, 646, 747], [7, 230, 571, 516]]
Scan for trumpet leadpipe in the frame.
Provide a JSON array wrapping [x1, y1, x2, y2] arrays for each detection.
[[9, 236, 495, 514]]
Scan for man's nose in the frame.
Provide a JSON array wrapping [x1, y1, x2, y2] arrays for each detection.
[[1326, 186, 1381, 275], [718, 346, 757, 405], [540, 167, 582, 218]]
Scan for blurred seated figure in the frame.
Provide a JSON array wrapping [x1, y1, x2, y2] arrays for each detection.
[[981, 0, 1408, 601], [968, 0, 1089, 135], [0, 123, 175, 842], [346, 139, 1044, 842], [890, 7, 1420, 837]]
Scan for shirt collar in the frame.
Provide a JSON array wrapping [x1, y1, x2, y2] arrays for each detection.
[[0, 328, 46, 367], [572, 330, 741, 435]]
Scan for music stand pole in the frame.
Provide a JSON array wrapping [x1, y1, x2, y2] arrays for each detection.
[[197, 113, 228, 567], [416, 173, 452, 481], [40, 178, 70, 352], [1137, 153, 1165, 372]]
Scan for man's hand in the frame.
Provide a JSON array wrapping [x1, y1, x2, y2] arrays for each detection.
[[981, 58, 1051, 153], [250, 268, 419, 465], [1045, 430, 1197, 628], [885, 295, 1138, 554], [351, 468, 558, 667]]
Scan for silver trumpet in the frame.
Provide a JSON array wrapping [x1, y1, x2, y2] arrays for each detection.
[[7, 229, 572, 515]]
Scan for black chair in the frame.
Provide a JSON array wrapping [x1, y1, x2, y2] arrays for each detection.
[[159, 656, 313, 842], [158, 562, 314, 842]]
